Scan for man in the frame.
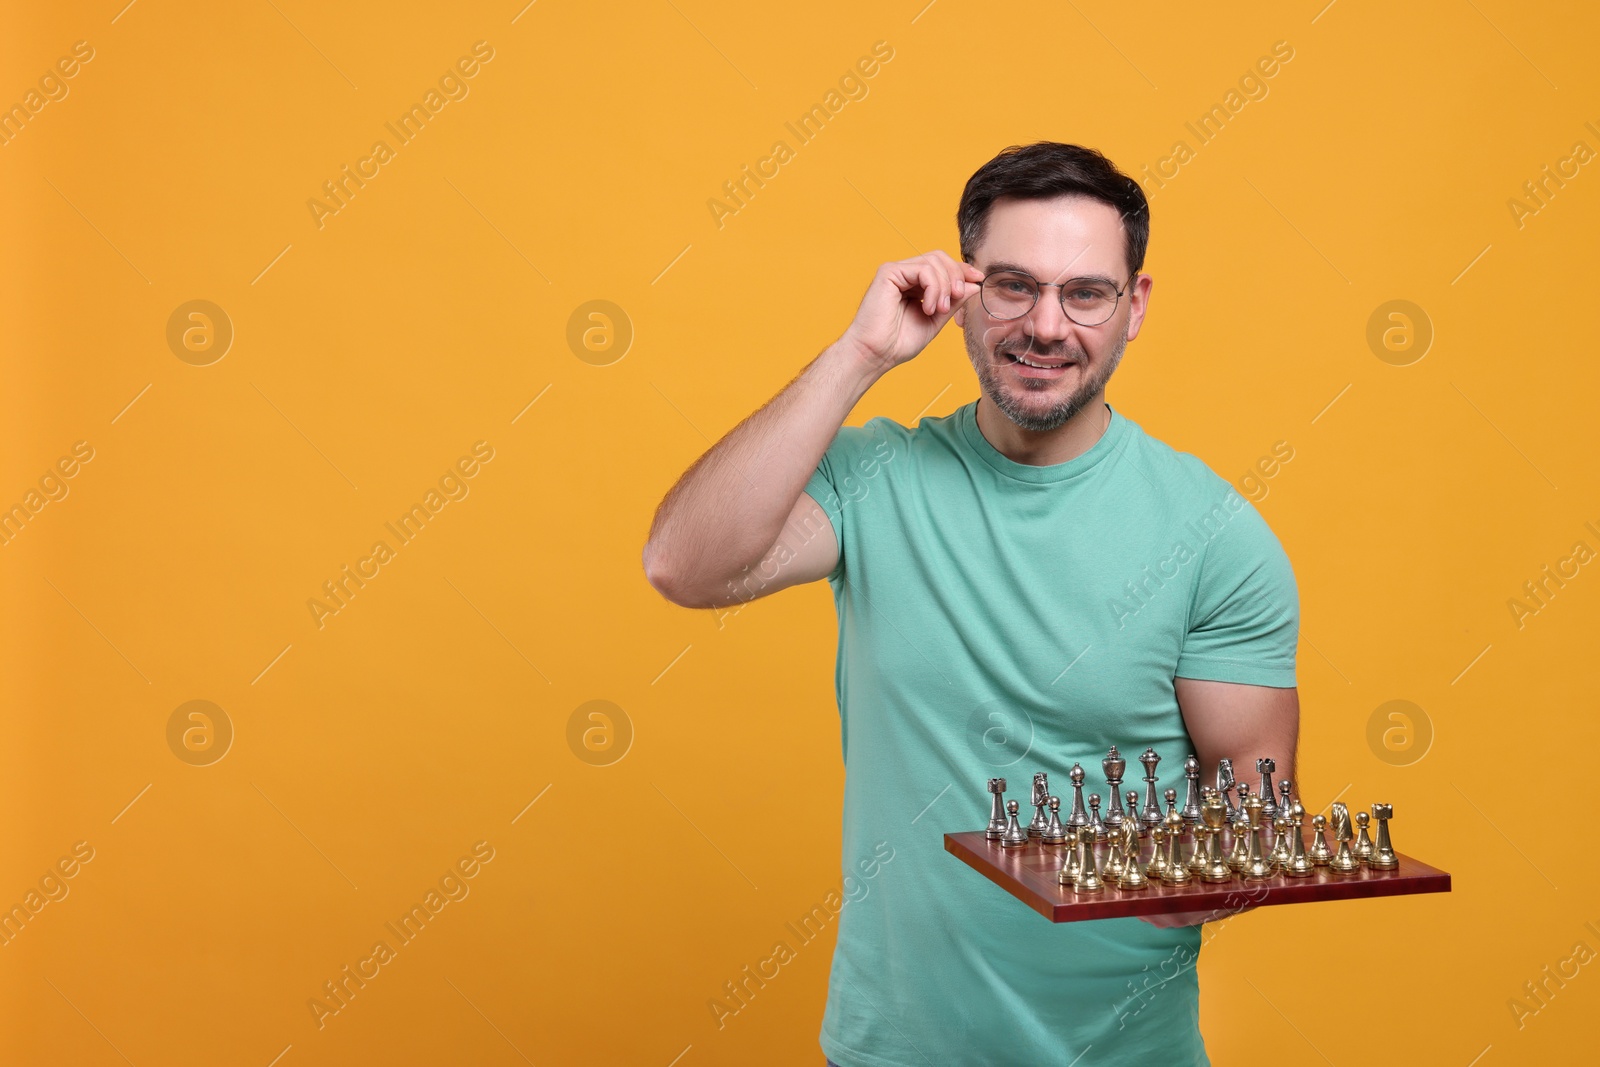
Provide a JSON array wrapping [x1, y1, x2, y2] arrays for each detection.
[[642, 141, 1299, 1066]]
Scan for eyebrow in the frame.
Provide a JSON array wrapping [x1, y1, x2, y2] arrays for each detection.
[[983, 260, 1122, 287]]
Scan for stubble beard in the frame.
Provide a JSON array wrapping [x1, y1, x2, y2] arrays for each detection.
[[964, 323, 1129, 433]]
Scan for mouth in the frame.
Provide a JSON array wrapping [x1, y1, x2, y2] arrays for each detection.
[[999, 349, 1077, 377]]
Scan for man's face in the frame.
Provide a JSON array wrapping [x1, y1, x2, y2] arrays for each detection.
[[955, 195, 1151, 433]]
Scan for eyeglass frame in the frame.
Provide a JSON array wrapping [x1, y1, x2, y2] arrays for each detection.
[[975, 266, 1139, 327]]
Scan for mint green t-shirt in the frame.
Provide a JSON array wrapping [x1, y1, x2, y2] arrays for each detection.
[[802, 399, 1298, 1067]]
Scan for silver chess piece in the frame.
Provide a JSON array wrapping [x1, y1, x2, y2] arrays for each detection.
[[1066, 763, 1090, 830], [1102, 746, 1127, 830], [1138, 747, 1163, 829], [1042, 796, 1067, 845], [1256, 758, 1277, 819], [1001, 799, 1028, 848], [1028, 772, 1050, 838], [1278, 780, 1294, 822], [1181, 754, 1202, 823], [1216, 758, 1238, 818], [986, 778, 1008, 840], [1087, 793, 1108, 840]]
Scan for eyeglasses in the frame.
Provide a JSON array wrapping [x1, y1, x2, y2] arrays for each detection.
[[978, 268, 1135, 326]]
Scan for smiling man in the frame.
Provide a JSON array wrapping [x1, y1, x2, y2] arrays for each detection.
[[643, 142, 1300, 1066]]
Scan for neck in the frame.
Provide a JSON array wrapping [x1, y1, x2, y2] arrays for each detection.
[[975, 394, 1111, 466]]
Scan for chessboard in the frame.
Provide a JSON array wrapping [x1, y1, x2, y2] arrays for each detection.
[[945, 831, 1451, 923], [946, 752, 1452, 923]]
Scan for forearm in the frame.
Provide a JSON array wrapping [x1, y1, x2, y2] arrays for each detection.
[[643, 340, 880, 603]]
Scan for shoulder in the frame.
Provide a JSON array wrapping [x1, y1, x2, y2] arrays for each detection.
[[1113, 412, 1236, 504]]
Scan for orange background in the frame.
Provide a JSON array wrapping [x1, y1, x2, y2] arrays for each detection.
[[3, 1, 1597, 1064]]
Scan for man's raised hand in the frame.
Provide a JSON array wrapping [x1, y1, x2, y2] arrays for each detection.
[[836, 252, 985, 373]]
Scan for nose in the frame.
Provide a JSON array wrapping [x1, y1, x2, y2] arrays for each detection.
[[1024, 287, 1074, 347]]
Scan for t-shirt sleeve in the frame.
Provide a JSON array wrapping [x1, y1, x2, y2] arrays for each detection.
[[1175, 487, 1299, 688], [801, 421, 890, 587]]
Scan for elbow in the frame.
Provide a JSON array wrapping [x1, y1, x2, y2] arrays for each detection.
[[642, 543, 709, 608]]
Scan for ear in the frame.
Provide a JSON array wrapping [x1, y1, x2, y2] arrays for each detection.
[[954, 303, 966, 329]]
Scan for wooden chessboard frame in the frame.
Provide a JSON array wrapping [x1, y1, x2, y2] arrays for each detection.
[[945, 830, 1452, 923]]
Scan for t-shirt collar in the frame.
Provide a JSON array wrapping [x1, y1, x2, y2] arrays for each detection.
[[957, 398, 1128, 484]]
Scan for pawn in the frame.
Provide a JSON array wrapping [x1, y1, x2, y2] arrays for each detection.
[[1163, 786, 1180, 824], [1282, 803, 1315, 877], [1042, 796, 1067, 845], [1161, 807, 1192, 886], [1369, 803, 1399, 870], [1227, 783, 1253, 873], [1309, 813, 1333, 866], [1185, 816, 1209, 875], [1057, 826, 1083, 885], [1269, 812, 1292, 870], [1278, 780, 1294, 822], [1354, 811, 1374, 862], [1087, 793, 1108, 840], [1073, 827, 1104, 893], [1102, 827, 1127, 881], [1125, 789, 1145, 837], [1144, 824, 1169, 879], [1001, 800, 1029, 848]]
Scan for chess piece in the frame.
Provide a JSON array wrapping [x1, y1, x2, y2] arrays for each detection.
[[1042, 796, 1067, 845], [1328, 802, 1359, 873], [1369, 803, 1399, 870], [1103, 746, 1128, 830], [1185, 792, 1210, 874], [1256, 758, 1277, 819], [1162, 787, 1179, 825], [1278, 780, 1294, 823], [1242, 793, 1274, 880], [1228, 782, 1253, 873], [1116, 818, 1149, 890], [1126, 789, 1143, 835], [1144, 824, 1169, 879], [1087, 793, 1108, 840], [1029, 772, 1050, 838], [1002, 800, 1028, 848], [1066, 764, 1090, 831], [1102, 821, 1126, 881], [1354, 811, 1374, 862], [1283, 802, 1315, 877], [1161, 805, 1192, 886], [1200, 789, 1233, 883], [1309, 813, 1332, 866], [1139, 748, 1163, 829], [1216, 758, 1239, 818], [1181, 755, 1202, 823], [1073, 827, 1104, 892], [1269, 812, 1291, 871], [1057, 824, 1082, 885], [986, 778, 1008, 840]]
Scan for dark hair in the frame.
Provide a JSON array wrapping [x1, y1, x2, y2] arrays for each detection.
[[956, 142, 1150, 277]]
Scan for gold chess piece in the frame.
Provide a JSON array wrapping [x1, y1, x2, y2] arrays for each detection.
[[1328, 801, 1359, 873], [1283, 802, 1315, 877], [1161, 804, 1192, 886], [1309, 813, 1332, 866], [1269, 811, 1292, 871], [1369, 802, 1399, 870], [1242, 793, 1275, 880], [1117, 815, 1149, 890], [1227, 782, 1253, 873], [1073, 827, 1104, 892], [1057, 821, 1083, 885], [1200, 788, 1233, 883], [1354, 811, 1374, 862], [1102, 826, 1126, 881], [1144, 824, 1169, 879]]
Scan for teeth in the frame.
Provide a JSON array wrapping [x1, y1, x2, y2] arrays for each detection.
[[1013, 354, 1064, 369]]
